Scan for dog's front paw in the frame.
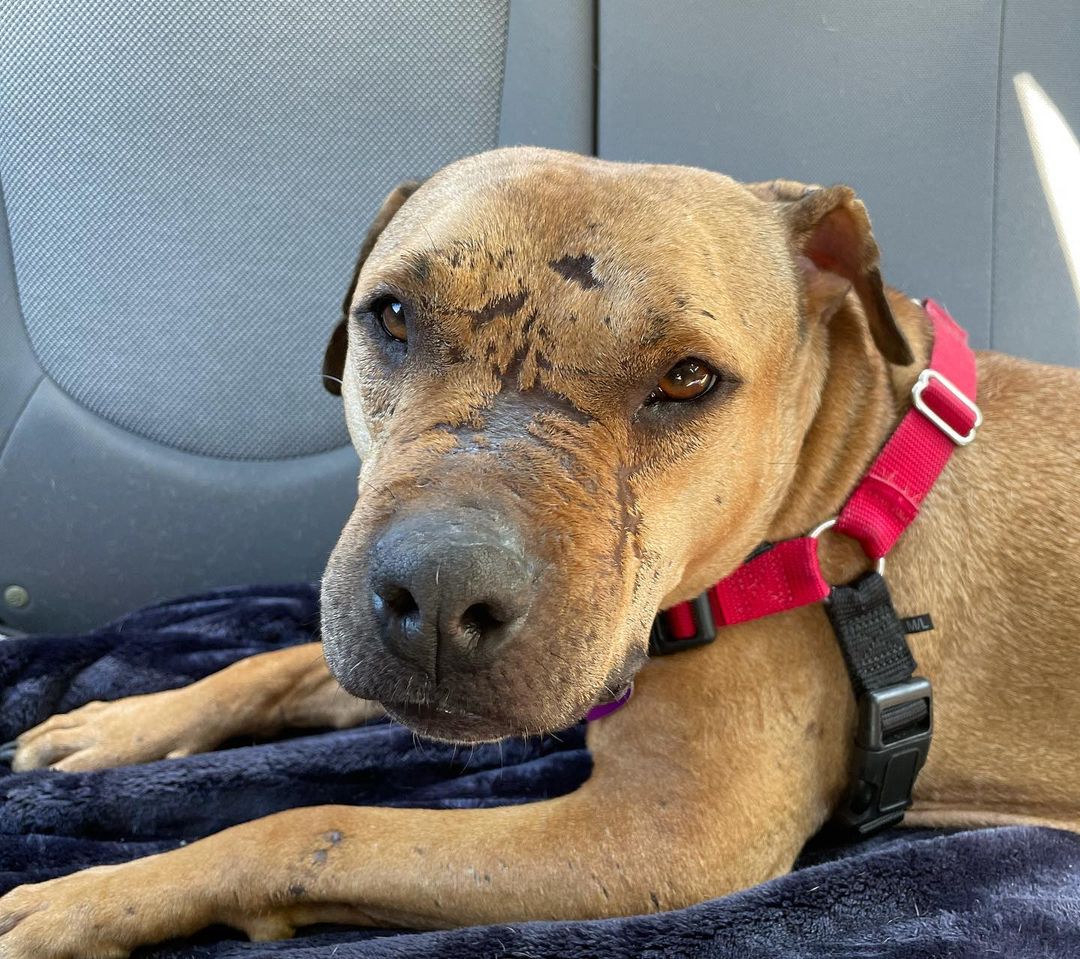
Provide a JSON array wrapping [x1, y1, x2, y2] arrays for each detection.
[[0, 860, 325, 958], [0, 864, 174, 959], [8, 686, 222, 772]]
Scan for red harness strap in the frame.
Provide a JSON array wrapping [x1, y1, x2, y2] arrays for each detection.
[[655, 300, 982, 647]]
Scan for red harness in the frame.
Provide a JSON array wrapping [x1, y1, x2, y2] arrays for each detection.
[[650, 299, 982, 653]]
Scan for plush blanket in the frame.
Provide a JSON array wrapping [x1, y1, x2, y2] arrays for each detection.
[[2, 585, 1078, 958]]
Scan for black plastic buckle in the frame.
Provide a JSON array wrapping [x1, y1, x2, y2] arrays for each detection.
[[649, 593, 717, 656], [836, 677, 933, 835]]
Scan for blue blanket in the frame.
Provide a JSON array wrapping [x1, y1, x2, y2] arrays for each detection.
[[2, 585, 1078, 958]]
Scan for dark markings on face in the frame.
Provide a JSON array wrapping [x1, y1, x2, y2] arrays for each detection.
[[518, 307, 541, 344], [468, 289, 530, 329], [521, 433, 585, 483], [487, 246, 514, 270], [540, 390, 594, 427], [499, 340, 529, 389], [402, 251, 431, 283], [489, 308, 593, 430], [641, 308, 668, 347], [430, 352, 594, 470], [629, 548, 665, 607], [491, 373, 594, 429], [612, 462, 643, 574], [549, 253, 603, 290], [700, 309, 716, 322], [431, 239, 519, 299], [443, 238, 485, 270]]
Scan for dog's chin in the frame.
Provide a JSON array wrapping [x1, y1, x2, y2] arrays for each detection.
[[379, 701, 523, 744], [377, 667, 642, 743], [322, 623, 650, 744], [325, 657, 588, 743]]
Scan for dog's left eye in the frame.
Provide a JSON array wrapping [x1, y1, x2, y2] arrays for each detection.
[[375, 298, 408, 343], [645, 358, 718, 404]]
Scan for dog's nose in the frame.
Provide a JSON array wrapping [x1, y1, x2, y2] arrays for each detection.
[[369, 510, 532, 676]]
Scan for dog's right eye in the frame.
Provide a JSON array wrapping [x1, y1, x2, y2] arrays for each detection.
[[374, 298, 408, 343], [645, 358, 718, 405]]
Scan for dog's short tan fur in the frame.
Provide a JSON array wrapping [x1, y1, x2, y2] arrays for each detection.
[[2, 148, 1079, 958]]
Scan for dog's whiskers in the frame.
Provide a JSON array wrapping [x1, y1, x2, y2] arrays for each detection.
[[461, 744, 478, 772]]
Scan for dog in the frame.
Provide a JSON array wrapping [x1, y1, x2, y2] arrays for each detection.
[[1, 147, 1079, 958]]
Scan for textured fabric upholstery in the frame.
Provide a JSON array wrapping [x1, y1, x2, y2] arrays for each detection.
[[0, 0, 508, 459]]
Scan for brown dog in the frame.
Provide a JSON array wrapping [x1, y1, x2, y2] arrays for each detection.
[[2, 147, 1079, 958]]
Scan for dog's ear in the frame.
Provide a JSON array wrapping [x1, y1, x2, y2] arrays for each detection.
[[744, 178, 823, 203], [763, 183, 914, 367], [323, 179, 424, 395]]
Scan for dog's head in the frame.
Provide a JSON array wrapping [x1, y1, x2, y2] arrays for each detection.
[[320, 148, 912, 742]]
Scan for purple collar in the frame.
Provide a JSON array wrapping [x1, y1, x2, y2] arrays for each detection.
[[584, 683, 633, 722]]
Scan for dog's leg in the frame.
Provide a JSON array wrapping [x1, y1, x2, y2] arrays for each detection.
[[0, 623, 852, 959], [8, 644, 380, 772]]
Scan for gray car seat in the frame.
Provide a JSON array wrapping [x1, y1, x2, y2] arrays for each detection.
[[1, 1, 1076, 634]]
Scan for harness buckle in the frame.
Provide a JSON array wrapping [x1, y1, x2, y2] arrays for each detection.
[[649, 592, 716, 656], [911, 369, 982, 446], [837, 677, 933, 834]]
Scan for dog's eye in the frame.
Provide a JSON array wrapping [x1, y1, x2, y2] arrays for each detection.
[[646, 358, 717, 404], [375, 298, 408, 343]]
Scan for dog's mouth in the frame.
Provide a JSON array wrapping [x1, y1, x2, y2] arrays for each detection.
[[379, 699, 517, 744], [357, 638, 650, 744]]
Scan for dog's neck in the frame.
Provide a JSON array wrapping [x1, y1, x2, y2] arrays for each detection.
[[765, 291, 934, 581]]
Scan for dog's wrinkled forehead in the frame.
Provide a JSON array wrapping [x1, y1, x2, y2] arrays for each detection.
[[352, 150, 799, 396]]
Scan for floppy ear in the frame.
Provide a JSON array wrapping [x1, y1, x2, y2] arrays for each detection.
[[759, 182, 914, 366], [322, 179, 424, 395]]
